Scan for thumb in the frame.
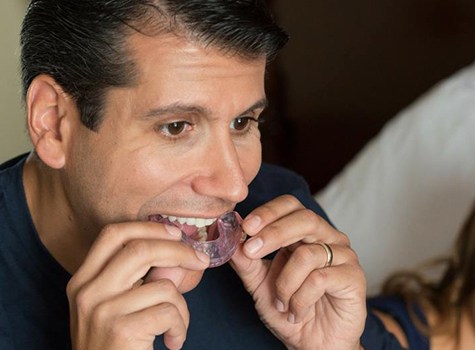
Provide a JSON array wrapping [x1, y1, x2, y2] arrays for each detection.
[[144, 267, 186, 288], [229, 245, 270, 294]]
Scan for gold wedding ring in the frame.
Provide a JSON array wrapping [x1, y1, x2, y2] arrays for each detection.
[[316, 242, 333, 268]]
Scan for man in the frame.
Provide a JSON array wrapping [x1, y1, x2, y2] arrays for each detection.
[[1, 1, 381, 349]]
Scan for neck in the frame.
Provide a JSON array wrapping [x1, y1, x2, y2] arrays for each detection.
[[22, 154, 92, 274], [430, 307, 475, 350]]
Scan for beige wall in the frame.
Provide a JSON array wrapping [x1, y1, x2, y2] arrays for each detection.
[[0, 1, 30, 163]]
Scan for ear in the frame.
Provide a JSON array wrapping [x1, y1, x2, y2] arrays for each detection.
[[26, 75, 73, 169]]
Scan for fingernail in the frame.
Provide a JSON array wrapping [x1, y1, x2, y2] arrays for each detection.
[[288, 313, 296, 324], [275, 299, 285, 312], [165, 224, 182, 237], [195, 250, 210, 264], [245, 215, 261, 232], [245, 237, 263, 254]]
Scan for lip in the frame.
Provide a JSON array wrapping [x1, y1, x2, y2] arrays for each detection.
[[147, 212, 230, 221]]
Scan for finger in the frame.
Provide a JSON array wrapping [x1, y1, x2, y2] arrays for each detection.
[[99, 279, 190, 329], [114, 302, 189, 350], [90, 239, 209, 295], [73, 221, 182, 286], [144, 266, 187, 288], [229, 243, 272, 294], [274, 244, 351, 311], [242, 194, 305, 235], [288, 264, 366, 324], [243, 208, 346, 259]]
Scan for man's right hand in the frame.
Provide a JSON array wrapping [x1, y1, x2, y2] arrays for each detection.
[[66, 222, 209, 350]]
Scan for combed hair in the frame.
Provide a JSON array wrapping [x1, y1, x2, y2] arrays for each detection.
[[21, 0, 288, 130]]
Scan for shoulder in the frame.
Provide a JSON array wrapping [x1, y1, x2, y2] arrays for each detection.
[[0, 154, 28, 191], [364, 296, 430, 350], [237, 163, 331, 224], [250, 163, 308, 194], [0, 153, 28, 172]]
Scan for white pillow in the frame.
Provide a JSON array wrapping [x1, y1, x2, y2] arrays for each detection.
[[315, 62, 475, 295]]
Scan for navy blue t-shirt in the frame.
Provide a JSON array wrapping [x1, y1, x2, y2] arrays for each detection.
[[0, 154, 405, 349], [365, 296, 429, 350]]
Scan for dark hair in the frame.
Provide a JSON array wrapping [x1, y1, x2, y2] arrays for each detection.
[[382, 203, 475, 342], [20, 0, 288, 130]]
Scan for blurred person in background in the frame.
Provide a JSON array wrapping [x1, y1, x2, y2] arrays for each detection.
[[368, 202, 475, 349]]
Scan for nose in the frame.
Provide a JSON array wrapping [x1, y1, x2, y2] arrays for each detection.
[[192, 136, 249, 204]]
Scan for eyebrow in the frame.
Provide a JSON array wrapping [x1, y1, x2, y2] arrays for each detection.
[[143, 97, 268, 120]]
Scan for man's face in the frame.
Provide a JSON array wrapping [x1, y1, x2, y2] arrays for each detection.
[[64, 34, 266, 235]]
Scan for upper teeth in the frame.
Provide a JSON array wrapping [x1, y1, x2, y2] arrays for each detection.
[[161, 215, 216, 228]]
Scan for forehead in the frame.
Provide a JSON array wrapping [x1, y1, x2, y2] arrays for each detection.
[[127, 32, 267, 95]]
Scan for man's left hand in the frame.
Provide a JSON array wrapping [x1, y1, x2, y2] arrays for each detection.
[[230, 195, 366, 350]]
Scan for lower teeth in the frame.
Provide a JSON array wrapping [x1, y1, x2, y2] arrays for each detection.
[[197, 226, 208, 242]]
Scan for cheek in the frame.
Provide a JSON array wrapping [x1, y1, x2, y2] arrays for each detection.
[[66, 141, 116, 207], [130, 152, 185, 190], [239, 138, 262, 184], [65, 138, 154, 223], [113, 149, 196, 216]]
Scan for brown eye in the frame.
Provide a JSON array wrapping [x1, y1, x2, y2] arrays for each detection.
[[161, 121, 189, 136], [230, 117, 254, 131]]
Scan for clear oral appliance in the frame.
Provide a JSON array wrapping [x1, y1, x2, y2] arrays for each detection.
[[152, 211, 246, 267]]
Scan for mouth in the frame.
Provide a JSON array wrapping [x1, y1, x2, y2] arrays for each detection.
[[148, 214, 219, 242], [148, 212, 245, 268]]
